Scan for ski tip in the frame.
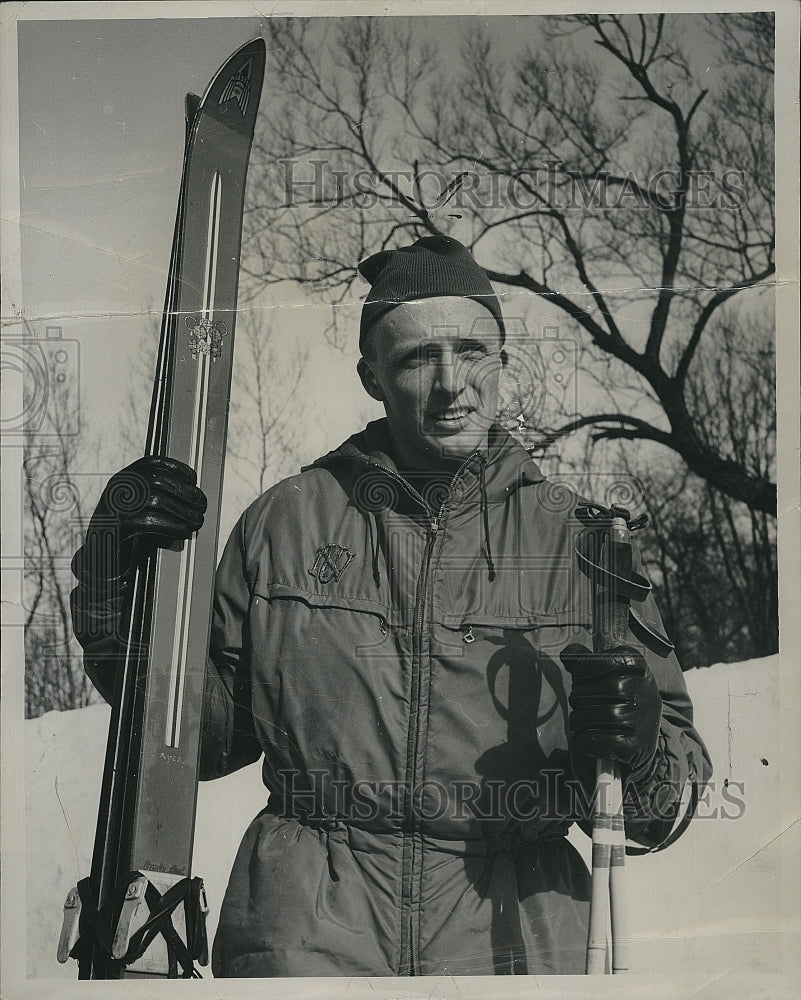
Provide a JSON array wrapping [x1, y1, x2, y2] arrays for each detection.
[[233, 37, 267, 58], [197, 36, 267, 123]]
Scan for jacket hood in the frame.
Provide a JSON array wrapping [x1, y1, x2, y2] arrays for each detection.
[[308, 418, 546, 505]]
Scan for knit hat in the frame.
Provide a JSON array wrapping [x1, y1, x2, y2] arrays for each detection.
[[358, 235, 505, 353]]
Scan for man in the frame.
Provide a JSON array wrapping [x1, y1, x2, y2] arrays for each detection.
[[71, 235, 711, 977]]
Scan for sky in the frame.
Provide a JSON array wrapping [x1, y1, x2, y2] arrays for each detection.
[[16, 15, 377, 537], [11, 15, 688, 509], [15, 12, 579, 541], [9, 7, 796, 542], [18, 17, 265, 318]]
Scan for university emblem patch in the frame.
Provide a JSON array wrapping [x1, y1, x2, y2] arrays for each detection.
[[308, 544, 355, 584]]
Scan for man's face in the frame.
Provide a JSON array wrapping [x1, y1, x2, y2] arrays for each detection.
[[357, 296, 504, 470]]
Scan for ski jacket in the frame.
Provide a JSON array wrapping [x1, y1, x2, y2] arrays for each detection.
[[200, 420, 711, 977]]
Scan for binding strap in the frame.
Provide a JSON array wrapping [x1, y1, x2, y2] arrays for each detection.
[[69, 871, 208, 978]]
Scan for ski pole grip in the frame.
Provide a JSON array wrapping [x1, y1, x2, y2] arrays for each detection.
[[593, 506, 632, 653]]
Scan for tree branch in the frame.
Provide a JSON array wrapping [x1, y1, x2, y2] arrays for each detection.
[[534, 412, 675, 449], [673, 263, 776, 387]]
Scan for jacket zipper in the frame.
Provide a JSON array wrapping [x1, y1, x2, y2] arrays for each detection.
[[406, 513, 437, 975], [316, 450, 478, 976], [406, 451, 477, 975], [413, 450, 476, 636]]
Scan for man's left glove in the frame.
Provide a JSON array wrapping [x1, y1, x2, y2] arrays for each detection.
[[560, 643, 662, 781]]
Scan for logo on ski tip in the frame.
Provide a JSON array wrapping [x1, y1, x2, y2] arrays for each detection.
[[309, 544, 355, 584], [218, 57, 253, 116], [185, 316, 228, 360]]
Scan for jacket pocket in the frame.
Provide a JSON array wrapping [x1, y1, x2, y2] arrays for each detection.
[[436, 609, 587, 630], [435, 614, 583, 662], [247, 582, 413, 815], [255, 581, 408, 629], [431, 549, 591, 630]]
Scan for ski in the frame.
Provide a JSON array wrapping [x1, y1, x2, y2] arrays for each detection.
[[57, 38, 266, 979]]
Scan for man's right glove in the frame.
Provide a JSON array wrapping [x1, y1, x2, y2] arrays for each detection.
[[70, 456, 207, 697]]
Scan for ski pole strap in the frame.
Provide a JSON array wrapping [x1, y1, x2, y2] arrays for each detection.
[[626, 772, 701, 856], [574, 533, 652, 604], [68, 872, 208, 978]]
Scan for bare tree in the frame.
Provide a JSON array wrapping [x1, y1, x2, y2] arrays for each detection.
[[23, 302, 305, 716], [227, 310, 308, 501], [23, 349, 100, 716], [626, 454, 777, 666], [120, 316, 159, 460], [597, 302, 776, 664], [118, 305, 307, 507], [242, 13, 775, 515]]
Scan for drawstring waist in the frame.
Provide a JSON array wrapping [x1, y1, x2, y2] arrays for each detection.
[[263, 796, 571, 855]]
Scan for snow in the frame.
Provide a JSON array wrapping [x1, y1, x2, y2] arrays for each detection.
[[23, 655, 800, 995]]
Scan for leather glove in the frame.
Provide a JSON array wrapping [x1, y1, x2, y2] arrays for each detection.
[[71, 457, 207, 703], [560, 643, 663, 781], [72, 456, 207, 585], [71, 457, 207, 657]]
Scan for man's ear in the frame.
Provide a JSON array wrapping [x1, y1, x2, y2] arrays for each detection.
[[357, 356, 385, 402]]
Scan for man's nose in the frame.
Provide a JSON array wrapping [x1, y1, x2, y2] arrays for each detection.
[[432, 352, 463, 395]]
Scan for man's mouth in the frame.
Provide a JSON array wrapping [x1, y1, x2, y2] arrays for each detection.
[[430, 406, 472, 423]]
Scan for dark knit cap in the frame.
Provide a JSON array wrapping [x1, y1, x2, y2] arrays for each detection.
[[358, 235, 505, 353]]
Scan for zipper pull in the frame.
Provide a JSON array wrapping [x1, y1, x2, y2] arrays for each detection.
[[431, 516, 439, 534], [463, 626, 475, 644], [378, 615, 387, 635]]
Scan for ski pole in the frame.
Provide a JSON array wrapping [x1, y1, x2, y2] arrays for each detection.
[[586, 504, 633, 974]]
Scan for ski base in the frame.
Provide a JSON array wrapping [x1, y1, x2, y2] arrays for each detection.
[[57, 36, 266, 981]]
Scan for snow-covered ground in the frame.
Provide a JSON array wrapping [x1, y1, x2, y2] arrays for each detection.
[[23, 655, 800, 996]]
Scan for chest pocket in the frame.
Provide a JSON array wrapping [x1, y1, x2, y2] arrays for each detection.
[[249, 581, 410, 674], [248, 582, 415, 795], [429, 492, 592, 631], [431, 555, 590, 633]]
